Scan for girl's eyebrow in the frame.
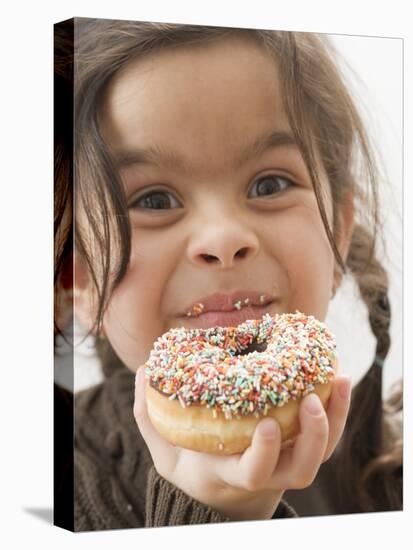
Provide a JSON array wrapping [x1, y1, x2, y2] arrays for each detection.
[[112, 130, 298, 172]]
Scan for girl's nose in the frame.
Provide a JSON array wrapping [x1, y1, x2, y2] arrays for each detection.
[[187, 219, 259, 269]]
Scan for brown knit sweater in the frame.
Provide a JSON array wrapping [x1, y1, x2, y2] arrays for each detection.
[[74, 368, 298, 531]]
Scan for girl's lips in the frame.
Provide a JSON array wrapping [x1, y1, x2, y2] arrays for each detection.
[[183, 290, 275, 317], [179, 303, 275, 329], [177, 290, 278, 329]]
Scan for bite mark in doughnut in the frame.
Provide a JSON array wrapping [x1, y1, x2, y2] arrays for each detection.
[[145, 311, 337, 455]]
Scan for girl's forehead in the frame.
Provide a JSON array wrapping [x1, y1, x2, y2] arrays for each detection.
[[100, 36, 291, 158], [107, 35, 280, 97]]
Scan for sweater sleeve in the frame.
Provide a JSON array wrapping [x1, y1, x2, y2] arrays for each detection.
[[145, 466, 230, 527], [75, 449, 146, 532], [145, 465, 298, 527], [74, 451, 297, 531]]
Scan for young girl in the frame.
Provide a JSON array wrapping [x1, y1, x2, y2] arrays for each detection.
[[55, 18, 402, 531]]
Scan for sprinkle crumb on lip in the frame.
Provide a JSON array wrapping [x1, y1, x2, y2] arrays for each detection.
[[186, 302, 205, 317], [187, 295, 270, 317]]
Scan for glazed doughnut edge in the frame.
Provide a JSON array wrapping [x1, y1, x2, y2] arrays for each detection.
[[146, 358, 338, 455]]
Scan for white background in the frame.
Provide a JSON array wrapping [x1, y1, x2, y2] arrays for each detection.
[[0, 1, 410, 549]]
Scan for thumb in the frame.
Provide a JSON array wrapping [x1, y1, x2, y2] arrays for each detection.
[[133, 366, 152, 428], [133, 366, 177, 473]]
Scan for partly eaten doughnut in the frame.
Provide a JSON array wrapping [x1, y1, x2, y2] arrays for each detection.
[[145, 311, 337, 455]]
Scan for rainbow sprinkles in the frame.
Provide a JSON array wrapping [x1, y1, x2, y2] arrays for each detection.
[[145, 311, 337, 420]]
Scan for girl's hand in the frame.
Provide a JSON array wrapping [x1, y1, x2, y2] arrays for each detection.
[[134, 367, 351, 521]]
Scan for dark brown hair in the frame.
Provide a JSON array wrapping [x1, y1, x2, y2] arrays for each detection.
[[54, 20, 74, 339], [69, 18, 402, 514]]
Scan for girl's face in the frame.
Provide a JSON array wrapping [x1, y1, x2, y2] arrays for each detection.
[[76, 36, 354, 372]]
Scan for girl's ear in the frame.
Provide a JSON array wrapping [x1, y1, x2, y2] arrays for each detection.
[[334, 191, 355, 289], [73, 250, 98, 334]]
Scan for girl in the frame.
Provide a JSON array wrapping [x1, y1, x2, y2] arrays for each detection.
[[55, 18, 402, 530]]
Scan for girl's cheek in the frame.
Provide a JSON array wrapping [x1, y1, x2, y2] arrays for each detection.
[[273, 210, 334, 315]]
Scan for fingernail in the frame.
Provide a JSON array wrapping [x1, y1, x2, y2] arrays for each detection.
[[338, 377, 352, 400], [258, 418, 279, 439], [305, 393, 322, 415]]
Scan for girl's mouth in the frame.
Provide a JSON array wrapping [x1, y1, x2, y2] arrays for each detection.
[[180, 290, 277, 329]]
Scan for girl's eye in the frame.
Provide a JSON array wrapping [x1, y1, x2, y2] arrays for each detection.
[[248, 175, 293, 198], [129, 190, 182, 210]]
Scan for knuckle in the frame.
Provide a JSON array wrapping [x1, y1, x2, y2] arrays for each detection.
[[242, 473, 262, 492], [133, 396, 149, 425], [133, 401, 142, 423], [244, 480, 260, 492], [288, 477, 305, 490], [289, 470, 316, 490], [323, 447, 333, 463], [304, 470, 318, 487]]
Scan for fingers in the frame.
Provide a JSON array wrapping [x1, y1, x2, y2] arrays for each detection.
[[271, 392, 329, 490], [217, 417, 282, 491], [219, 377, 350, 492], [133, 367, 178, 475], [322, 375, 352, 461]]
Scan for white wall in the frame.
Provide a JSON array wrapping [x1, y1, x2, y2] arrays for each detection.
[[326, 34, 402, 395], [58, 32, 403, 396]]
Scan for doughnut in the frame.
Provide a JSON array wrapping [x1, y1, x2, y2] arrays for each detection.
[[145, 311, 337, 455]]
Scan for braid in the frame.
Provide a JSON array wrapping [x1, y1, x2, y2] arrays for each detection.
[[95, 337, 124, 378], [334, 223, 400, 512], [361, 380, 403, 511]]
